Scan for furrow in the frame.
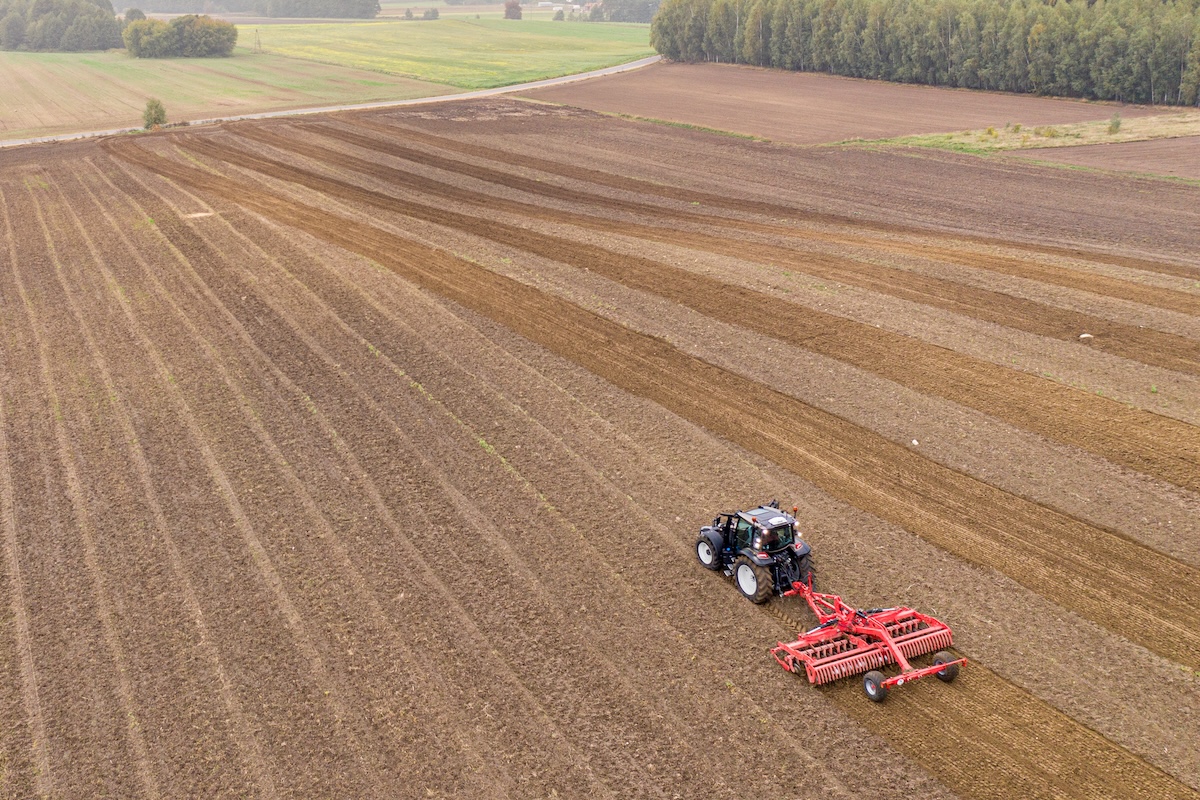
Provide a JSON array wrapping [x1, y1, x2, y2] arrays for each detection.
[[0, 187, 51, 800], [19, 184, 162, 799]]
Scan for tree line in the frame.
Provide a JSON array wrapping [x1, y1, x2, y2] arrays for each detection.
[[0, 0, 122, 51], [650, 0, 1200, 105]]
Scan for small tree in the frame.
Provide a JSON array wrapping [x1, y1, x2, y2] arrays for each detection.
[[422, 7, 438, 18], [552, 8, 563, 19], [403, 7, 413, 18], [503, 0, 521, 19], [124, 8, 146, 23], [143, 97, 166, 129], [1108, 112, 1122, 134]]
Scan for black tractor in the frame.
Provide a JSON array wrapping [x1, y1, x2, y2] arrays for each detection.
[[695, 501, 813, 603]]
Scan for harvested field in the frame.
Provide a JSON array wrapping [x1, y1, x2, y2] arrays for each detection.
[[1017, 135, 1200, 180], [0, 97, 1198, 799], [519, 61, 1161, 144]]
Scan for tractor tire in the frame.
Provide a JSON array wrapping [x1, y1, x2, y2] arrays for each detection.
[[796, 553, 814, 587], [696, 534, 721, 571], [863, 670, 889, 702], [734, 556, 773, 604], [932, 651, 960, 683]]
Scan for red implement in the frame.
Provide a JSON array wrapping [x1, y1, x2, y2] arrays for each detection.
[[770, 581, 966, 701]]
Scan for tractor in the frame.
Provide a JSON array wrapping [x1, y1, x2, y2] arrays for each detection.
[[695, 501, 812, 603]]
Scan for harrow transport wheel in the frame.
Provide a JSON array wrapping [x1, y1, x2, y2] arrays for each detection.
[[933, 651, 960, 683], [734, 557, 773, 604], [696, 535, 721, 570], [863, 671, 888, 702]]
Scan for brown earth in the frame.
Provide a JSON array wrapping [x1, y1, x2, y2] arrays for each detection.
[[0, 96, 1197, 799], [519, 61, 1164, 144], [1015, 135, 1200, 180]]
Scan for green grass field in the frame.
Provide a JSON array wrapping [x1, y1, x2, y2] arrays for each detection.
[[0, 49, 452, 142], [2, 16, 651, 142], [242, 18, 653, 89]]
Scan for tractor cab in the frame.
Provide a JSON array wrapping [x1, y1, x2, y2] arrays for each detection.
[[736, 507, 797, 553]]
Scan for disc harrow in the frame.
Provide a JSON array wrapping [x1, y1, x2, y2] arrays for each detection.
[[770, 580, 966, 701]]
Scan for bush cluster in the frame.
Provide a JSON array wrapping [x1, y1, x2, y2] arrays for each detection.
[[123, 13, 236, 56], [0, 0, 122, 51], [651, 0, 1200, 105]]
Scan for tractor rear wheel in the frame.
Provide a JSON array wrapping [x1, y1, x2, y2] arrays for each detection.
[[734, 557, 773, 604], [863, 671, 888, 702], [932, 651, 960, 683], [696, 535, 721, 570], [796, 553, 813, 586]]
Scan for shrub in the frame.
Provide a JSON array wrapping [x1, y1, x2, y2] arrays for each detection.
[[1108, 112, 1121, 134], [143, 97, 166, 128], [503, 0, 521, 18], [403, 7, 412, 17], [124, 7, 146, 22], [552, 7, 563, 18], [124, 14, 235, 56]]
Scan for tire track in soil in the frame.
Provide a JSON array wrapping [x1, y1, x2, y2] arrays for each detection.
[[76, 163, 468, 797], [305, 118, 1200, 318], [13, 183, 162, 799], [169, 131, 1200, 495], [0, 191, 50, 800], [102, 141, 1200, 669], [55, 166, 283, 799], [109, 158, 838, 800], [97, 159, 640, 798], [345, 113, 1200, 282], [117, 146, 1200, 800]]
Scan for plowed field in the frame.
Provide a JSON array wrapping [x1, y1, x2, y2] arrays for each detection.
[[1, 98, 1197, 799]]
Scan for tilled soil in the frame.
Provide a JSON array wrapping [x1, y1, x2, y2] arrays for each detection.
[[519, 61, 1164, 144], [0, 98, 1197, 799]]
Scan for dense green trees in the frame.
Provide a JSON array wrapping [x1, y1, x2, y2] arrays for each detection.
[[0, 0, 122, 51], [123, 13, 236, 56], [651, 0, 1200, 104]]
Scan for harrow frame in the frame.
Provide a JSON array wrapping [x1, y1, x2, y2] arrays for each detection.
[[770, 580, 966, 701]]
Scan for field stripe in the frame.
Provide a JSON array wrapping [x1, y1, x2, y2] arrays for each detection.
[[0, 191, 51, 800], [346, 115, 1200, 282], [53, 164, 281, 799], [100, 140, 1200, 672], [175, 130, 1200, 495], [307, 118, 1200, 318], [16, 185, 162, 799]]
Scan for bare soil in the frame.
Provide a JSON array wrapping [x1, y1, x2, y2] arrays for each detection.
[[1016, 135, 1200, 180], [520, 61, 1163, 144], [0, 96, 1197, 799]]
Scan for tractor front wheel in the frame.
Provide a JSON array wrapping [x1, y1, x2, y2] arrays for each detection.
[[734, 557, 773, 604], [696, 535, 721, 570], [932, 651, 960, 683], [863, 671, 888, 702]]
